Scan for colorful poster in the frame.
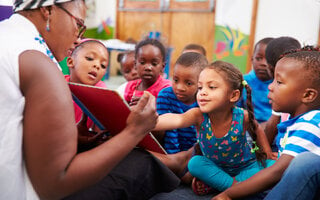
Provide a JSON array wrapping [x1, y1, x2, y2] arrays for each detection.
[[213, 0, 253, 73], [84, 0, 116, 40]]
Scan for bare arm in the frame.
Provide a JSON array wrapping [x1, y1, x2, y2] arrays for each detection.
[[20, 51, 158, 199], [264, 114, 281, 145], [153, 107, 202, 131], [212, 154, 294, 200]]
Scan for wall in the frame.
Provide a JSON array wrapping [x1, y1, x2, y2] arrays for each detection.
[[255, 0, 320, 46], [117, 9, 215, 77], [0, 0, 13, 21], [115, 0, 320, 76]]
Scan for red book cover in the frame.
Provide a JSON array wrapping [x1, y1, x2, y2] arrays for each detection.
[[68, 82, 167, 154]]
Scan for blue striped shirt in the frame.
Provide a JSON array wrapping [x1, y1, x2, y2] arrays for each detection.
[[156, 87, 198, 154], [276, 110, 320, 157]]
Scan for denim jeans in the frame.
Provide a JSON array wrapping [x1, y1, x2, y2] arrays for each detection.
[[265, 152, 320, 200]]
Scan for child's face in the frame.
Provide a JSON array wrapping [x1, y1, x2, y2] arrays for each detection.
[[172, 64, 200, 105], [268, 58, 307, 117], [197, 68, 234, 113], [121, 53, 139, 81], [70, 43, 108, 85], [135, 44, 164, 85], [252, 43, 272, 81]]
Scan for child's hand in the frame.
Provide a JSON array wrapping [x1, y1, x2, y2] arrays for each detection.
[[127, 91, 158, 135], [77, 113, 90, 137], [266, 151, 278, 160], [129, 95, 141, 106], [211, 192, 231, 200]]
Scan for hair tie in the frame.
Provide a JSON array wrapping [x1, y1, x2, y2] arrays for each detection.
[[250, 141, 260, 153], [242, 80, 248, 87]]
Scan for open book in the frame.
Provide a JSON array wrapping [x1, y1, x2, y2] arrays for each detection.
[[68, 82, 167, 154]]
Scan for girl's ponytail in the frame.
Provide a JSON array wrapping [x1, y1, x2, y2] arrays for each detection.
[[244, 81, 267, 167]]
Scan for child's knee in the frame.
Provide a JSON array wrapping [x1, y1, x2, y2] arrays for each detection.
[[188, 155, 202, 176]]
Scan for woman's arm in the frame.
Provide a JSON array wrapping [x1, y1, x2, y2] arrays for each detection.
[[212, 154, 294, 200], [20, 51, 158, 199], [154, 107, 202, 131]]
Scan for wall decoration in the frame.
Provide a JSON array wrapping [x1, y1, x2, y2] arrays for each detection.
[[84, 0, 116, 40], [213, 0, 253, 73]]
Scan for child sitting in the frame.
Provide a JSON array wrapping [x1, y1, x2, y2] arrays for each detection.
[[124, 38, 171, 106], [237, 37, 274, 124], [212, 46, 320, 200], [156, 52, 208, 154], [154, 61, 276, 195], [65, 39, 109, 150], [116, 50, 139, 97], [182, 43, 207, 56], [263, 36, 301, 147]]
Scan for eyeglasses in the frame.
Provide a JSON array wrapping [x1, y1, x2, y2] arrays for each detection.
[[56, 4, 86, 38]]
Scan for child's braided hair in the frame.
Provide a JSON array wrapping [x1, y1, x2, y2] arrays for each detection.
[[209, 61, 267, 166]]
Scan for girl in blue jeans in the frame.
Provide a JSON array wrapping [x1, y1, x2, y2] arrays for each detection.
[[154, 61, 276, 195]]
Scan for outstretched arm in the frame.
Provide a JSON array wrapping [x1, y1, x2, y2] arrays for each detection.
[[212, 154, 294, 200], [153, 107, 202, 131], [21, 51, 158, 199]]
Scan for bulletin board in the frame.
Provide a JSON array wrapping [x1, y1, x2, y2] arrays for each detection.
[[212, 0, 255, 73]]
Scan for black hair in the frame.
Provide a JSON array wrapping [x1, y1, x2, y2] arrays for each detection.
[[265, 36, 301, 68], [208, 61, 267, 166], [117, 50, 134, 63], [175, 52, 208, 71], [135, 38, 166, 62], [253, 37, 274, 52], [183, 43, 207, 56], [71, 40, 107, 57], [282, 45, 320, 88]]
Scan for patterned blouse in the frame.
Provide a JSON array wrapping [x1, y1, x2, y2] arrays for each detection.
[[198, 106, 256, 174]]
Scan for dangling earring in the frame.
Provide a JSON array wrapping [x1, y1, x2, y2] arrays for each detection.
[[46, 16, 50, 31]]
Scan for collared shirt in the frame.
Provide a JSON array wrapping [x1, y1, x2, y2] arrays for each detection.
[[277, 110, 320, 157]]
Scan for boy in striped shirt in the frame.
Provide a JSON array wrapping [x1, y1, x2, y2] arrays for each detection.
[[212, 46, 320, 200], [156, 52, 208, 154]]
